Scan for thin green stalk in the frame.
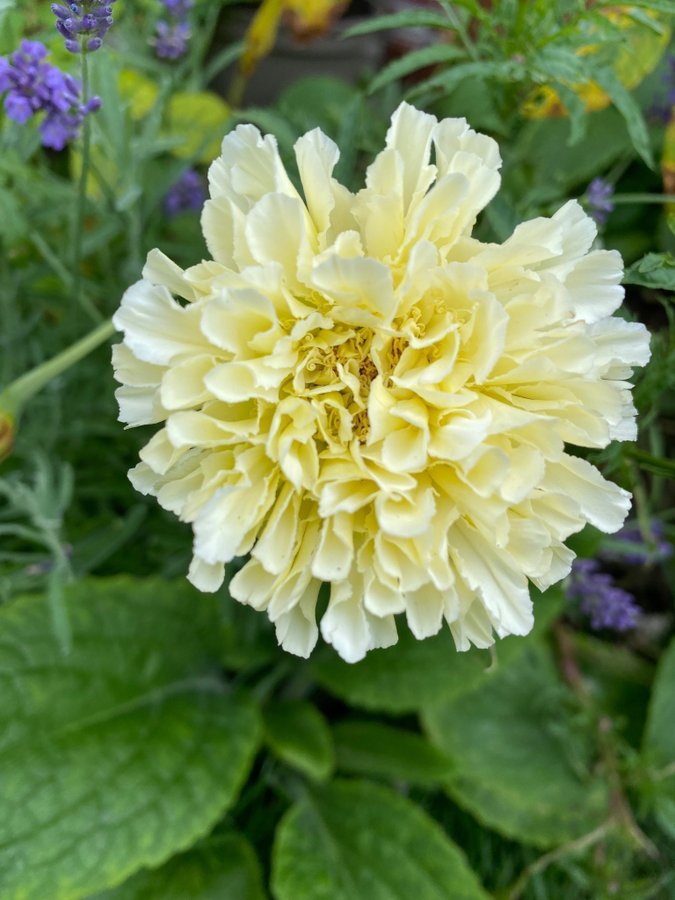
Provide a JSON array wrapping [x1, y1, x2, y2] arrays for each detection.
[[0, 319, 115, 422], [72, 48, 100, 322], [611, 193, 675, 204]]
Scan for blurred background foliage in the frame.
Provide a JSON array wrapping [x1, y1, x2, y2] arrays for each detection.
[[0, 1, 674, 898]]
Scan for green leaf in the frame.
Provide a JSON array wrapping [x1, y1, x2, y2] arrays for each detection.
[[641, 636, 675, 837], [408, 60, 521, 102], [589, 65, 653, 168], [624, 252, 675, 290], [91, 833, 266, 900], [0, 577, 261, 900], [264, 700, 334, 782], [423, 644, 608, 847], [333, 721, 451, 786], [312, 626, 493, 714], [343, 10, 453, 38], [313, 588, 564, 713], [271, 779, 489, 900], [368, 45, 465, 95]]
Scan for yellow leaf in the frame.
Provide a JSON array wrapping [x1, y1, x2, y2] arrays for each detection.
[[119, 69, 159, 120], [241, 0, 284, 75], [164, 91, 231, 162], [285, 0, 348, 39]]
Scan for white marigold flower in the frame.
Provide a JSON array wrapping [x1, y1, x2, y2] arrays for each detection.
[[112, 102, 651, 663]]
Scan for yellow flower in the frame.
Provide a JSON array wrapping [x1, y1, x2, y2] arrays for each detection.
[[113, 103, 650, 662]]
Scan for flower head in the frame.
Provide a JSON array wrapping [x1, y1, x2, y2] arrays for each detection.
[[586, 177, 614, 226], [0, 40, 100, 150], [52, 1, 116, 54], [164, 168, 206, 217], [153, 20, 191, 60], [153, 0, 192, 61], [113, 103, 651, 663], [568, 558, 641, 632]]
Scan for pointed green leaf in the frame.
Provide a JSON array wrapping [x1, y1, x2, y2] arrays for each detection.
[[343, 10, 453, 38], [92, 833, 266, 900], [0, 577, 261, 900], [333, 721, 451, 786], [589, 65, 653, 168], [264, 700, 334, 782], [423, 645, 608, 847], [642, 636, 675, 837], [272, 779, 488, 900], [368, 45, 465, 95]]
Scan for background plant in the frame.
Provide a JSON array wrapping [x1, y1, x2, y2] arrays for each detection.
[[0, 1, 674, 898]]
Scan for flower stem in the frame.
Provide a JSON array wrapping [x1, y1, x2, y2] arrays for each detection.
[[0, 319, 115, 424], [611, 193, 675, 204], [72, 48, 100, 323]]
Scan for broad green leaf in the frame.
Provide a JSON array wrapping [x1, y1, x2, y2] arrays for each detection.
[[312, 626, 493, 713], [264, 700, 334, 782], [624, 253, 675, 291], [423, 644, 608, 847], [272, 779, 488, 900], [641, 636, 675, 837], [313, 588, 564, 713], [0, 577, 261, 900], [333, 721, 451, 785], [92, 833, 266, 900]]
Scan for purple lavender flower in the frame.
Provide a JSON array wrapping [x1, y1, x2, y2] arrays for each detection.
[[164, 168, 205, 217], [52, 1, 116, 54], [161, 0, 193, 17], [153, 20, 191, 60], [586, 177, 614, 227], [568, 558, 641, 633], [153, 0, 193, 61], [0, 40, 100, 150]]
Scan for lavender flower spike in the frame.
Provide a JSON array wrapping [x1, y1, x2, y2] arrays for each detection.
[[0, 40, 100, 150], [154, 20, 191, 60], [164, 169, 206, 217], [568, 559, 641, 633], [586, 177, 615, 227], [153, 0, 193, 61], [52, 1, 116, 54]]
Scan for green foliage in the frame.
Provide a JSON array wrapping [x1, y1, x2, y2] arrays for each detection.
[[264, 700, 334, 782], [93, 833, 266, 900], [0, 578, 261, 899], [271, 780, 489, 900], [0, 2, 674, 897], [625, 252, 675, 290], [333, 721, 452, 786], [642, 637, 675, 839], [423, 645, 609, 847]]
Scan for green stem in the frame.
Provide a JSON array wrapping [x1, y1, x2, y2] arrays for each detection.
[[0, 319, 115, 421], [72, 49, 99, 322], [611, 193, 675, 204]]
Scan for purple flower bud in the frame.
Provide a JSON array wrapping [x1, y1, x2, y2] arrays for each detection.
[[52, 0, 116, 53]]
